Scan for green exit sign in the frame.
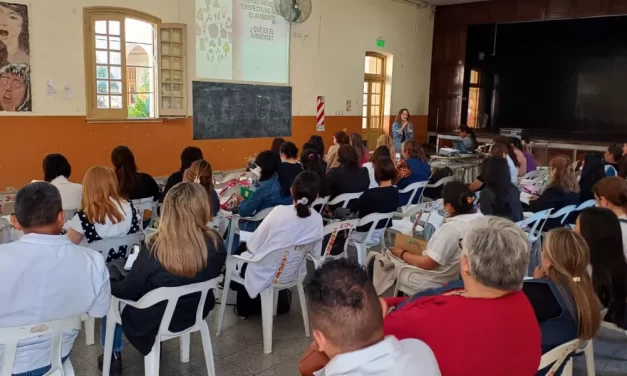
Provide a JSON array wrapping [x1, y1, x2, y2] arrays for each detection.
[[376, 39, 385, 48]]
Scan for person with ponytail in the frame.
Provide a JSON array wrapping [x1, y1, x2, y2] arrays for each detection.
[[593, 176, 627, 258], [183, 159, 220, 217], [300, 148, 330, 197], [529, 155, 580, 230], [389, 181, 483, 272], [575, 207, 627, 330], [231, 171, 324, 300], [111, 146, 159, 201], [525, 228, 601, 375]]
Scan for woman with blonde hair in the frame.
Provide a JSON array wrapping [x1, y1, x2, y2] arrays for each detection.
[[529, 155, 580, 230], [97, 182, 226, 373], [526, 228, 601, 374], [66, 166, 141, 263], [376, 134, 395, 162], [183, 159, 220, 217]]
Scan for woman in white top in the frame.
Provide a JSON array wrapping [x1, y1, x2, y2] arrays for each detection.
[[66, 166, 141, 263], [390, 181, 483, 272], [362, 146, 392, 189], [43, 154, 82, 211], [234, 171, 324, 298], [593, 176, 627, 258]]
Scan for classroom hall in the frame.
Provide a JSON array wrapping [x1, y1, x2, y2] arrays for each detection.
[[3, 0, 627, 375]]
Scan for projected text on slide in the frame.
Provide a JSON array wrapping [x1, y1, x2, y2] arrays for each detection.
[[195, 0, 290, 84]]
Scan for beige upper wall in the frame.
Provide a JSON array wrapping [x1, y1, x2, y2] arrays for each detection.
[[2, 0, 433, 117]]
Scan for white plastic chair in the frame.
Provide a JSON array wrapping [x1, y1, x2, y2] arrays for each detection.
[[132, 197, 158, 229], [394, 262, 461, 297], [538, 339, 580, 376], [308, 219, 360, 269], [83, 232, 144, 345], [516, 208, 553, 274], [575, 199, 597, 212], [326, 192, 363, 209], [397, 181, 429, 213], [421, 176, 455, 202], [216, 243, 314, 354], [390, 199, 445, 238], [225, 207, 274, 255], [0, 217, 10, 244], [63, 210, 77, 223], [311, 196, 330, 213], [102, 278, 221, 376], [0, 316, 81, 376], [546, 205, 577, 227], [349, 212, 395, 266], [574, 340, 596, 376]]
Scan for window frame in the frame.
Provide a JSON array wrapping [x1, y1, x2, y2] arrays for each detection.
[[84, 7, 173, 122], [467, 69, 482, 128]]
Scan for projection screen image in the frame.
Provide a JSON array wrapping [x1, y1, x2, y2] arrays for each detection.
[[195, 0, 290, 84]]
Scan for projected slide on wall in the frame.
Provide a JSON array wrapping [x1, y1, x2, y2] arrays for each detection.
[[195, 0, 290, 84]]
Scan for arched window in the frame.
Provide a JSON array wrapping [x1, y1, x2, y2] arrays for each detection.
[[83, 8, 187, 120], [363, 52, 386, 147]]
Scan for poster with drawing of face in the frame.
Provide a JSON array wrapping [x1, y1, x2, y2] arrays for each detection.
[[0, 1, 31, 112]]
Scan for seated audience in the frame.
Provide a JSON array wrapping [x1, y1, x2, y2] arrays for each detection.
[[301, 148, 330, 198], [593, 176, 627, 258], [325, 131, 350, 170], [396, 140, 431, 206], [42, 153, 82, 211], [388, 182, 482, 276], [66, 166, 141, 263], [327, 145, 370, 213], [529, 156, 580, 230], [182, 160, 220, 217], [576, 208, 627, 329], [98, 182, 226, 372], [579, 153, 606, 203], [235, 151, 291, 233], [376, 134, 395, 163], [491, 143, 518, 184], [604, 144, 622, 176], [270, 137, 285, 155], [385, 217, 541, 375], [111, 146, 160, 201], [162, 146, 203, 200], [525, 228, 600, 374], [353, 157, 399, 243], [278, 141, 303, 197], [302, 259, 440, 376], [0, 182, 110, 376], [510, 137, 527, 177], [363, 146, 392, 189], [619, 155, 627, 179], [232, 171, 323, 299], [479, 157, 523, 222], [349, 133, 369, 166], [494, 136, 521, 176], [459, 124, 477, 152]]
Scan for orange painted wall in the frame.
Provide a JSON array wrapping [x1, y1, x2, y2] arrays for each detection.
[[0, 116, 362, 189]]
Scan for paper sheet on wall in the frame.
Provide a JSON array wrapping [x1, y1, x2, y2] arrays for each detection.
[[46, 81, 57, 97], [64, 85, 73, 99]]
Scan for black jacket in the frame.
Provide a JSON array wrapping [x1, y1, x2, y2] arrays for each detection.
[[112, 237, 226, 355], [479, 184, 524, 222], [327, 166, 370, 212], [529, 186, 580, 230]]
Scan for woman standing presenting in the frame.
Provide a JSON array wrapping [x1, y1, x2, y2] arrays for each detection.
[[392, 108, 414, 153]]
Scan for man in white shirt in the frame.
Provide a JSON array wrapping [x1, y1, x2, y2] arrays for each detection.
[[0, 182, 111, 376], [305, 259, 440, 376], [43, 154, 83, 210]]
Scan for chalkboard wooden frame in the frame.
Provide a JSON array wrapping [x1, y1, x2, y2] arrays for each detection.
[[192, 81, 292, 140]]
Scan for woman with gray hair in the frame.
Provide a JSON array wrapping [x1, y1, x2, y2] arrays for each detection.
[[379, 216, 542, 376]]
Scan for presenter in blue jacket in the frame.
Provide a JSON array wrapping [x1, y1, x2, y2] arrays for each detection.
[[391, 108, 414, 153]]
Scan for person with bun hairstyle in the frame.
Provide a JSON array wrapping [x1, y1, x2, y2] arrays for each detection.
[[232, 171, 324, 299], [526, 228, 601, 375], [575, 207, 627, 330], [183, 159, 220, 217], [325, 131, 350, 170], [300, 148, 330, 198], [389, 181, 483, 272], [277, 141, 303, 197], [593, 176, 627, 258]]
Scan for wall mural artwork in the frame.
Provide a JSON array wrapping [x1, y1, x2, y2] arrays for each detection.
[[0, 1, 31, 112]]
